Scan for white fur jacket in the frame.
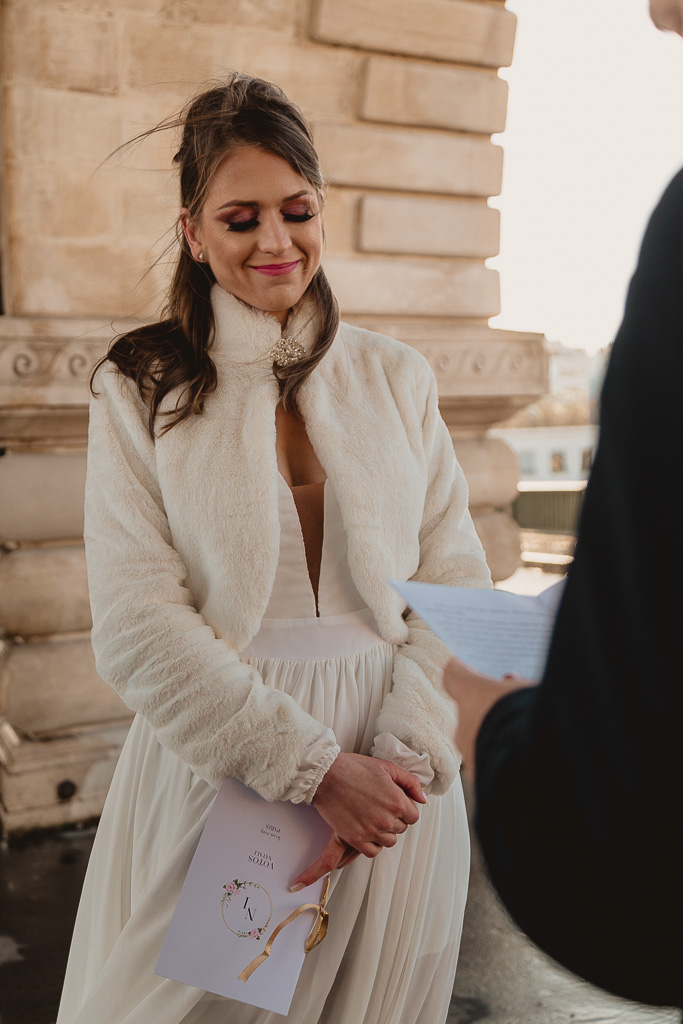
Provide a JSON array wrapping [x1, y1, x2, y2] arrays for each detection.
[[85, 285, 491, 801]]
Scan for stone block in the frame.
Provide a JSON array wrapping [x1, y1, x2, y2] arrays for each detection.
[[322, 189, 360, 256], [36, 9, 120, 94], [0, 451, 87, 541], [4, 85, 122, 169], [5, 163, 117, 239], [361, 57, 508, 134], [0, 724, 130, 828], [236, 38, 362, 121], [325, 256, 500, 317], [10, 237, 162, 318], [190, 0, 299, 33], [0, 544, 91, 637], [123, 21, 358, 119], [314, 123, 503, 198], [120, 168, 179, 242], [359, 195, 500, 258], [310, 0, 517, 69], [472, 509, 521, 582], [4, 634, 129, 735], [453, 436, 519, 508]]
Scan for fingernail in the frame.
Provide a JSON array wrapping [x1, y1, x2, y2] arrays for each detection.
[[421, 791, 429, 803], [290, 883, 304, 893]]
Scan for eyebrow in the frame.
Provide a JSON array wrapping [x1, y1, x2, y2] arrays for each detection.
[[216, 190, 311, 212]]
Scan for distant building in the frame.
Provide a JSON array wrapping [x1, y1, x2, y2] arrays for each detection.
[[490, 341, 607, 482], [490, 423, 598, 481]]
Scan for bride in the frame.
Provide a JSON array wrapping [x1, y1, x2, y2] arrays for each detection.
[[57, 73, 491, 1024]]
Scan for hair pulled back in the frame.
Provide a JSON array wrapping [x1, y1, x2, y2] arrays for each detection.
[[93, 73, 339, 437]]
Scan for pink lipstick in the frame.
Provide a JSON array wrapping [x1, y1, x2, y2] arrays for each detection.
[[251, 260, 301, 277]]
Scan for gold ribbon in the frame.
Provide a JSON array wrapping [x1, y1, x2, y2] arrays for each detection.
[[238, 876, 330, 982]]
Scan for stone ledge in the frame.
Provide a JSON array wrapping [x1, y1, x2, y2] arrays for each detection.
[[0, 544, 90, 637], [315, 123, 503, 197], [0, 722, 131, 832], [3, 632, 128, 735], [359, 195, 500, 258], [361, 57, 509, 134], [326, 256, 500, 318], [310, 0, 516, 68], [0, 316, 123, 408]]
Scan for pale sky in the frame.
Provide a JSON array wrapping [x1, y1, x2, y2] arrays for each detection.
[[488, 0, 683, 354]]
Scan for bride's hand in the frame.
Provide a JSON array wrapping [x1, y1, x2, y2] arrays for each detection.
[[290, 753, 426, 890]]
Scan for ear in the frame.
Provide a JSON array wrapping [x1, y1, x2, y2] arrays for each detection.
[[180, 208, 204, 261]]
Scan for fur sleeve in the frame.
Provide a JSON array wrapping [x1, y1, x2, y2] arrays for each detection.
[[84, 367, 330, 798], [374, 364, 493, 795]]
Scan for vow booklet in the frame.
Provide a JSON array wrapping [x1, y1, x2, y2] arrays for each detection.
[[155, 777, 332, 1015], [391, 579, 566, 681]]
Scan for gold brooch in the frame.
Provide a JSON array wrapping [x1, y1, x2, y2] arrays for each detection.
[[271, 337, 305, 367]]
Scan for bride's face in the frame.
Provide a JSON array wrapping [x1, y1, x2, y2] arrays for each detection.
[[181, 147, 324, 327], [649, 0, 683, 34]]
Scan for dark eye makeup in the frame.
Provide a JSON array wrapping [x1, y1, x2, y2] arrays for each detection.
[[226, 211, 316, 233]]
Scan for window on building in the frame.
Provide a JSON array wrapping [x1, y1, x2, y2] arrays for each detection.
[[551, 452, 566, 474], [518, 450, 536, 475], [581, 448, 593, 473]]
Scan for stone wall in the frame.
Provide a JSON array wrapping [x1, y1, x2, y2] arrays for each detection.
[[0, 0, 547, 830]]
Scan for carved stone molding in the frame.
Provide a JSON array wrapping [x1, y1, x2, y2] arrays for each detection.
[[0, 316, 127, 407], [344, 318, 548, 426], [0, 316, 136, 450]]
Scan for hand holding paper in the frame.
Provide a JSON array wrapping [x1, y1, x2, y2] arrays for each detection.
[[390, 578, 565, 776], [391, 578, 565, 680], [443, 657, 532, 776]]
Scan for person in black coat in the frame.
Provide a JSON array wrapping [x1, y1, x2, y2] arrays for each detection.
[[443, 0, 683, 1010]]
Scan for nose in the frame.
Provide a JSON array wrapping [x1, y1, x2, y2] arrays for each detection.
[[257, 211, 291, 255]]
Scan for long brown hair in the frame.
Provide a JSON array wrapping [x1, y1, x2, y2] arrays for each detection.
[[92, 74, 339, 437]]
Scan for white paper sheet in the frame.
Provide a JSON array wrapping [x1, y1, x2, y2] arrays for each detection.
[[155, 777, 331, 1015], [391, 579, 565, 681]]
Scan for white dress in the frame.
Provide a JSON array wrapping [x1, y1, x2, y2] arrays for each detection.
[[57, 474, 470, 1024]]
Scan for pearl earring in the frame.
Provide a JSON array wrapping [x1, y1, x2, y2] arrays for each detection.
[[198, 251, 205, 262]]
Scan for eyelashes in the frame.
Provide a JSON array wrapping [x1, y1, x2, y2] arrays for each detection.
[[227, 212, 316, 233]]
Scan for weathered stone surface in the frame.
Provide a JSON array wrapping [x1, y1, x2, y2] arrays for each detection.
[[4, 85, 122, 169], [325, 256, 500, 317], [4, 635, 128, 735], [6, 163, 117, 239], [37, 9, 120, 94], [362, 57, 509, 134], [124, 30, 360, 119], [472, 509, 521, 582], [0, 451, 87, 541], [0, 724, 131, 828], [315, 123, 503, 197], [321, 189, 360, 256], [453, 436, 519, 509], [0, 544, 91, 637], [190, 0, 299, 31], [310, 0, 517, 68], [10, 237, 161, 318], [360, 195, 500, 258]]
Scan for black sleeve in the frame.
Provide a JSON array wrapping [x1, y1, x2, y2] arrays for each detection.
[[474, 168, 683, 1009]]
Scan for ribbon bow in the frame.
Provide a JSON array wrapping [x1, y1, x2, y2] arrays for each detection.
[[238, 876, 330, 982]]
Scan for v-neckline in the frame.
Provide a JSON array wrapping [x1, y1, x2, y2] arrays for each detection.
[[278, 473, 326, 617]]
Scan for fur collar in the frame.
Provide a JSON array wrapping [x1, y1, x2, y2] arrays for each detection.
[[210, 283, 320, 365]]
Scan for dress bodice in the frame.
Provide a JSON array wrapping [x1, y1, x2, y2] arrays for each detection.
[[263, 473, 368, 620]]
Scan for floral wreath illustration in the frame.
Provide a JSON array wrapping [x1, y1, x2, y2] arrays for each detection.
[[221, 879, 274, 940]]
